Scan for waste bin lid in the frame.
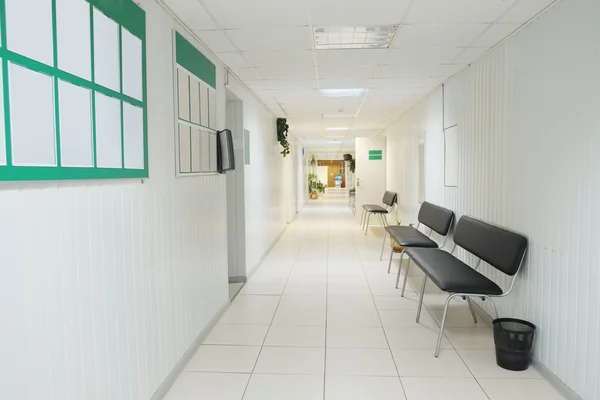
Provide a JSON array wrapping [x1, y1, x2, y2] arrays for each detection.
[[493, 318, 536, 333]]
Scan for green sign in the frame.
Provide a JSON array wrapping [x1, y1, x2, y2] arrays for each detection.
[[369, 150, 382, 160]]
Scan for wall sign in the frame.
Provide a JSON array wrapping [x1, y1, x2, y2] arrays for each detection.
[[368, 150, 382, 160]]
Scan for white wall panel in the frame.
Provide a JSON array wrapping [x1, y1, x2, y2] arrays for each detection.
[[226, 77, 287, 275], [384, 0, 599, 398], [0, 1, 229, 399]]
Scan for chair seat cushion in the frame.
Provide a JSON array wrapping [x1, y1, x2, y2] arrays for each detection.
[[362, 204, 389, 213], [385, 226, 438, 248], [405, 248, 503, 295]]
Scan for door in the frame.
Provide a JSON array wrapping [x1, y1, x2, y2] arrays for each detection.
[[226, 95, 246, 282], [355, 136, 387, 224]]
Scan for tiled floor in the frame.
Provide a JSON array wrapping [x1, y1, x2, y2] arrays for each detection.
[[165, 196, 566, 400]]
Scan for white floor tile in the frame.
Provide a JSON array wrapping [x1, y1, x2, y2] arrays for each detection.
[[239, 280, 287, 295], [478, 378, 566, 399], [325, 376, 406, 400], [445, 327, 495, 350], [327, 307, 381, 327], [327, 295, 377, 311], [272, 305, 327, 326], [327, 326, 389, 349], [385, 326, 452, 350], [243, 374, 324, 400], [401, 377, 488, 400], [457, 350, 542, 379], [378, 309, 438, 329], [326, 348, 398, 376], [278, 294, 327, 309], [219, 295, 280, 325], [164, 372, 249, 400], [373, 295, 419, 311], [254, 346, 325, 375], [204, 325, 269, 346], [185, 345, 261, 373], [392, 349, 472, 378], [264, 325, 326, 347]]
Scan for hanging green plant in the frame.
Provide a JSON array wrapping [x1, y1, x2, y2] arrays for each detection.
[[349, 159, 356, 173], [277, 118, 290, 157]]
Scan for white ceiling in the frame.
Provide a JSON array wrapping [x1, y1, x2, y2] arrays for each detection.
[[163, 0, 557, 151]]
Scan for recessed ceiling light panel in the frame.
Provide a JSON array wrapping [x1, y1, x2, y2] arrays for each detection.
[[313, 25, 398, 50], [321, 88, 367, 97]]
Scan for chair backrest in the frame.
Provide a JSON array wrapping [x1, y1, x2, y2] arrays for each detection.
[[417, 202, 454, 236], [453, 216, 528, 276], [381, 191, 397, 207]]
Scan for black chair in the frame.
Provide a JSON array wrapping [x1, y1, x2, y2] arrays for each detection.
[[381, 202, 454, 283], [404, 216, 528, 357], [360, 191, 397, 235]]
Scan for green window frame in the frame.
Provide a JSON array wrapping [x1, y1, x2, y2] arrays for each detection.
[[0, 0, 148, 181]]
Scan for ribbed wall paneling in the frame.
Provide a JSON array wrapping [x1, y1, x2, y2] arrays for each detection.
[[385, 0, 599, 398], [0, 1, 229, 399]]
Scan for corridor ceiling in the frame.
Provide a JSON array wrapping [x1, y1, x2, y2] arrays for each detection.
[[163, 0, 557, 153]]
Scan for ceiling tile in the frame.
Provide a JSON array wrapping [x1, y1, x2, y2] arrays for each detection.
[[383, 47, 463, 65], [258, 66, 317, 80], [201, 0, 310, 29], [406, 0, 516, 23], [230, 67, 260, 80], [226, 27, 313, 51], [393, 24, 489, 48], [316, 50, 388, 68], [500, 0, 557, 23], [193, 30, 237, 52], [216, 51, 249, 68], [243, 50, 315, 67], [165, 0, 218, 30], [472, 23, 522, 46], [451, 47, 490, 64], [307, 0, 412, 25], [245, 80, 319, 90]]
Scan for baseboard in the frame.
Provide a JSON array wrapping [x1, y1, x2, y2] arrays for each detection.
[[471, 303, 582, 400], [228, 276, 247, 284], [149, 300, 231, 400]]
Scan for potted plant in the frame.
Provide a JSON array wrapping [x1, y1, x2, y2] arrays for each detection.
[[308, 173, 325, 199]]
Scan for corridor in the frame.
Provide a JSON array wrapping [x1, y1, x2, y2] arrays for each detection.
[[164, 197, 565, 400]]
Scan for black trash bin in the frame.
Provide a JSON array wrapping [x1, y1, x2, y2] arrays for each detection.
[[493, 318, 536, 371]]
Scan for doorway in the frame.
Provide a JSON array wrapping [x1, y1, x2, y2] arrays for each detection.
[[225, 90, 246, 299], [354, 137, 387, 225]]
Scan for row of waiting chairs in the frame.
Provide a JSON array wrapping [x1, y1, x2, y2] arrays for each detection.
[[362, 195, 528, 357]]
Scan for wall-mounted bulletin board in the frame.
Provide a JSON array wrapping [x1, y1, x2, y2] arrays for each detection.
[[174, 32, 218, 176], [0, 0, 148, 182]]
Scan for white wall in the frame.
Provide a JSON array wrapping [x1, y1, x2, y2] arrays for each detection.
[[225, 78, 287, 275], [0, 1, 232, 399], [292, 136, 306, 211], [384, 0, 599, 398]]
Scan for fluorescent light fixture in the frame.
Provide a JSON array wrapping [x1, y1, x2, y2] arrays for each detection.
[[313, 25, 398, 50], [321, 88, 367, 97], [325, 127, 350, 131], [322, 113, 356, 118]]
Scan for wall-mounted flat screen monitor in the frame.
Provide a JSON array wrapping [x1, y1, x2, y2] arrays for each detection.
[[217, 129, 235, 173]]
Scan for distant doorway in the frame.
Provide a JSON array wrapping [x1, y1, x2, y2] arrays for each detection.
[[317, 159, 346, 188]]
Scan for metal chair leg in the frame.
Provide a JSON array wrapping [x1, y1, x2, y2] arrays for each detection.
[[364, 213, 372, 235], [360, 209, 366, 229], [416, 276, 428, 323], [380, 230, 388, 261], [466, 297, 478, 323], [387, 243, 396, 273], [435, 294, 458, 357], [400, 258, 412, 295], [394, 250, 406, 288], [486, 296, 500, 320]]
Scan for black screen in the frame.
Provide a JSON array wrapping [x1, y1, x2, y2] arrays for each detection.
[[217, 129, 235, 173]]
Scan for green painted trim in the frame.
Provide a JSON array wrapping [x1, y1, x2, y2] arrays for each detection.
[[52, 0, 61, 167], [0, 0, 12, 166], [87, 0, 145, 40], [175, 32, 216, 89], [119, 26, 124, 168], [0, 166, 146, 181], [0, 48, 143, 107], [369, 155, 383, 160], [0, 0, 148, 181], [368, 150, 383, 155], [90, 1, 97, 168], [187, 73, 191, 123]]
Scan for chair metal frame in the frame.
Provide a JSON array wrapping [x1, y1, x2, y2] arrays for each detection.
[[360, 202, 393, 235], [409, 245, 527, 357]]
